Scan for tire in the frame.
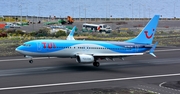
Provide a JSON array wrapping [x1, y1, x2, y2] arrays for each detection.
[[93, 62, 100, 67], [29, 60, 33, 63]]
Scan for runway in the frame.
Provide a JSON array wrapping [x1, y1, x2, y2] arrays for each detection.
[[0, 48, 180, 94]]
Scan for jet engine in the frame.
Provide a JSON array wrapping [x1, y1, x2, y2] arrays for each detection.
[[76, 54, 94, 63]]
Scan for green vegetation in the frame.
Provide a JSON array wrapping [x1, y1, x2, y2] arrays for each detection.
[[44, 19, 67, 25], [55, 30, 66, 37], [0, 17, 28, 22]]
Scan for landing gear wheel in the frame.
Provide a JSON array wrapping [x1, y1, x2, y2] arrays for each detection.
[[29, 60, 33, 63], [93, 62, 100, 67]]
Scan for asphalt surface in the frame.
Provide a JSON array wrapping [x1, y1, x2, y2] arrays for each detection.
[[11, 19, 180, 33], [0, 48, 180, 94]]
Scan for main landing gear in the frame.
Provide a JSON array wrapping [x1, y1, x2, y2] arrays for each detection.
[[24, 55, 33, 64], [29, 60, 33, 63], [93, 61, 100, 67]]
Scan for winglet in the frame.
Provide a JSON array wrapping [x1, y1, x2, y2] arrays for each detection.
[[66, 26, 76, 40], [149, 42, 158, 57]]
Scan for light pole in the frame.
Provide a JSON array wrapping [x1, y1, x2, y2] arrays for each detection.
[[83, 4, 86, 23], [131, 2, 133, 19], [79, 4, 80, 21], [106, 4, 107, 21], [84, 7, 86, 23], [143, 4, 145, 18], [121, 5, 124, 20], [108, 5, 111, 20], [173, 3, 176, 18], [9, 3, 12, 22], [25, 4, 28, 21], [148, 7, 150, 19], [20, 4, 22, 23], [138, 4, 140, 20], [38, 5, 41, 22], [72, 0, 74, 18]]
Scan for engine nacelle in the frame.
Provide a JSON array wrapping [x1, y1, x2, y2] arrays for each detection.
[[76, 54, 94, 63]]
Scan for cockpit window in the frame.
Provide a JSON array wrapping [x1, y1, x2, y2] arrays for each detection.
[[22, 44, 31, 47]]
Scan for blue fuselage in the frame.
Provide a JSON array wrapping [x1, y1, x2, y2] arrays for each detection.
[[16, 40, 151, 57]]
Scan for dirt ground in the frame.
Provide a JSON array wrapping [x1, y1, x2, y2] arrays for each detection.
[[42, 88, 154, 94]]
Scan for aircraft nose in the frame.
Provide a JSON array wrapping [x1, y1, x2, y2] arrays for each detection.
[[15, 47, 20, 52], [15, 46, 22, 53]]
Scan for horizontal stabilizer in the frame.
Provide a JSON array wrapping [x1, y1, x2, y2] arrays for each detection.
[[150, 53, 156, 57], [149, 42, 158, 57]]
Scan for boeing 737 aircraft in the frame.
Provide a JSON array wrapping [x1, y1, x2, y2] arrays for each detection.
[[16, 15, 160, 67]]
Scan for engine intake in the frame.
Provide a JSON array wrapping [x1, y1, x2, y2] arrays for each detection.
[[76, 54, 94, 63]]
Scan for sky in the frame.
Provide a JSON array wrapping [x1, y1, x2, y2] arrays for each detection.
[[0, 0, 179, 18]]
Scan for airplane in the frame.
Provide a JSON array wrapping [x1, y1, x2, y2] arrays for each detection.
[[16, 15, 160, 67]]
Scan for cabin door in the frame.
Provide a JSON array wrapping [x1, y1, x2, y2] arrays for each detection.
[[135, 45, 139, 52], [37, 42, 42, 51]]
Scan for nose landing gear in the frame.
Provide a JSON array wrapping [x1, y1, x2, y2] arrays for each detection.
[[25, 56, 33, 64]]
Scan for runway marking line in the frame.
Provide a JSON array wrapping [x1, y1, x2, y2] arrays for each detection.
[[0, 57, 56, 62], [0, 73, 180, 91], [159, 82, 166, 87], [155, 49, 180, 52], [159, 82, 180, 92]]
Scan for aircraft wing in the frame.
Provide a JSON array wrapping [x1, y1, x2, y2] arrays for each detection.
[[76, 53, 144, 57], [93, 53, 144, 57]]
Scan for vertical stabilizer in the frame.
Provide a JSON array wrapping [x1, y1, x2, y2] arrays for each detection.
[[126, 15, 160, 44]]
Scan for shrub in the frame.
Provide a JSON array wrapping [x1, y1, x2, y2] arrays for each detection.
[[55, 30, 66, 38], [29, 31, 36, 36], [169, 31, 174, 34], [0, 29, 5, 33], [6, 29, 16, 33], [16, 30, 25, 35], [127, 30, 134, 35], [36, 28, 50, 37], [0, 32, 7, 37], [109, 31, 121, 37]]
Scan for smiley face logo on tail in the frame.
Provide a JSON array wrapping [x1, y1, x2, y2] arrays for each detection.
[[144, 29, 154, 39]]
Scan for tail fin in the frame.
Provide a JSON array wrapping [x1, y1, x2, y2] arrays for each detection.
[[126, 15, 160, 44], [66, 26, 76, 40]]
